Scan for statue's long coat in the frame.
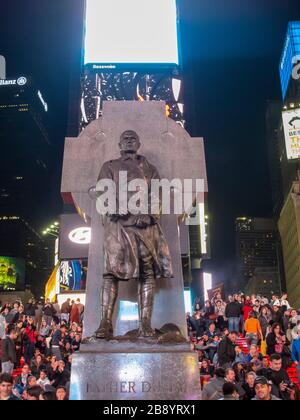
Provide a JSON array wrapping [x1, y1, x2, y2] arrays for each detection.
[[98, 154, 173, 281]]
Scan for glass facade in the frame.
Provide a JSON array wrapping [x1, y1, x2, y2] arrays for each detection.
[[279, 21, 300, 100], [236, 217, 279, 282]]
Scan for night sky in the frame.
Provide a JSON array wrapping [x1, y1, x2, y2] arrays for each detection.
[[1, 0, 300, 283]]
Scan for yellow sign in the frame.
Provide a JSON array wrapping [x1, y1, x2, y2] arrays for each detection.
[[282, 108, 300, 160], [45, 264, 60, 303]]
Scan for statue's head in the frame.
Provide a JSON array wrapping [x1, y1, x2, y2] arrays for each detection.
[[119, 130, 140, 153]]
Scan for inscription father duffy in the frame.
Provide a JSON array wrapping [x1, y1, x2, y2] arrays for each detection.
[[86, 380, 186, 394]]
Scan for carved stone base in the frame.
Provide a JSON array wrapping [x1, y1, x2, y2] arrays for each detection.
[[69, 342, 201, 400]]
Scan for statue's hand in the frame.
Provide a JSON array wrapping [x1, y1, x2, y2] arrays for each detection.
[[109, 214, 120, 222]]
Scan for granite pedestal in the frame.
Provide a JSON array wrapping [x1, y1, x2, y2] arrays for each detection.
[[70, 341, 201, 401]]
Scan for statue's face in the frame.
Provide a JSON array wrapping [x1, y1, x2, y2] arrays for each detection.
[[119, 131, 140, 153]]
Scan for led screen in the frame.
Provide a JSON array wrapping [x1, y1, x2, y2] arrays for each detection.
[[84, 0, 179, 69], [59, 260, 85, 292], [0, 256, 25, 291], [279, 21, 300, 99]]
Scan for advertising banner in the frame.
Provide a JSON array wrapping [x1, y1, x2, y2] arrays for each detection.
[[0, 256, 25, 291], [84, 0, 179, 70], [282, 108, 300, 160], [207, 283, 225, 302]]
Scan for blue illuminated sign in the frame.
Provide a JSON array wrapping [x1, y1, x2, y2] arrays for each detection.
[[59, 260, 83, 292], [279, 21, 300, 100]]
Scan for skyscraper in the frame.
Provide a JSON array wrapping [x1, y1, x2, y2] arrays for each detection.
[[0, 75, 53, 294], [0, 76, 51, 220], [266, 100, 284, 216], [235, 217, 280, 290], [275, 21, 300, 306], [278, 174, 300, 308]]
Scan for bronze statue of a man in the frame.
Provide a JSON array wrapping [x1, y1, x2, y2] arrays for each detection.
[[94, 130, 173, 339]]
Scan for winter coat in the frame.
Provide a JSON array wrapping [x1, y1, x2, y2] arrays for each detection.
[[217, 336, 236, 366], [225, 302, 242, 318], [1, 336, 16, 363]]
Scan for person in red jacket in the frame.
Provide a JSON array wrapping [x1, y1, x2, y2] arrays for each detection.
[[24, 318, 37, 364], [70, 302, 80, 325], [243, 298, 253, 323]]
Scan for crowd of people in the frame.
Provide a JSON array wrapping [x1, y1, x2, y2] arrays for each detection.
[[188, 292, 300, 400], [0, 297, 84, 400], [1, 291, 300, 401]]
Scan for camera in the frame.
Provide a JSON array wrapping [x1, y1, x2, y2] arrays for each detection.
[[284, 381, 294, 389]]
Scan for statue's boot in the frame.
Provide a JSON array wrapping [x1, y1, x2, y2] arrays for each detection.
[[95, 277, 118, 339], [138, 277, 156, 338]]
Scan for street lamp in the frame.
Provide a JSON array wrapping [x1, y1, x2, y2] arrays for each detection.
[[42, 221, 60, 238]]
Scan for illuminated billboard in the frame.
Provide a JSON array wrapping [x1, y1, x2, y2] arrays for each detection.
[[279, 21, 300, 100], [203, 273, 212, 301], [0, 256, 25, 291], [282, 108, 300, 160], [84, 0, 179, 70], [59, 213, 90, 260], [59, 260, 86, 292]]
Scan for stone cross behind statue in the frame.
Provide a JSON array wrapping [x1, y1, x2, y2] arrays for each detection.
[[61, 101, 207, 339]]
